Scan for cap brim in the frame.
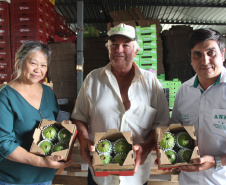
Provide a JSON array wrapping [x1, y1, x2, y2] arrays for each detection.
[[105, 34, 136, 41]]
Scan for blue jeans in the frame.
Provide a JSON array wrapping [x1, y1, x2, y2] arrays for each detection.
[[0, 180, 52, 185]]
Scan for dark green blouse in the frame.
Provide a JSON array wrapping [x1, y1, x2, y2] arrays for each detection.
[[0, 84, 59, 184]]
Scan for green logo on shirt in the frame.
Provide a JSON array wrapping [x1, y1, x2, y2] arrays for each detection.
[[213, 123, 226, 130], [213, 114, 226, 130], [214, 114, 226, 120], [181, 114, 189, 120], [181, 114, 189, 124]]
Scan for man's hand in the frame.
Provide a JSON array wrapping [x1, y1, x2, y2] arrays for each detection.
[[72, 119, 94, 167], [79, 138, 94, 166], [178, 155, 215, 172], [133, 142, 152, 173], [133, 130, 155, 172]]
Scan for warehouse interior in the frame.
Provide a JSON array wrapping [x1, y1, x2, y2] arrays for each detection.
[[1, 0, 226, 184]]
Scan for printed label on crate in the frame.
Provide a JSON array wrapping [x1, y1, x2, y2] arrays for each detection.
[[20, 18, 29, 21], [20, 29, 30, 32], [0, 73, 7, 77], [20, 7, 30, 10], [0, 63, 7, 66]]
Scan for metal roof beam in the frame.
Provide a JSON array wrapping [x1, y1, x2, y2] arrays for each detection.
[[100, 0, 112, 23], [161, 21, 226, 25], [68, 19, 107, 24], [67, 19, 226, 26], [56, 2, 226, 8]]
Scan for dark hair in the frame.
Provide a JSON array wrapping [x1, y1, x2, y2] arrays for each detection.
[[13, 41, 51, 80], [187, 28, 225, 54]]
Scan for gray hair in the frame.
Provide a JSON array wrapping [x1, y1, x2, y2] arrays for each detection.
[[13, 41, 51, 80], [105, 39, 140, 53]]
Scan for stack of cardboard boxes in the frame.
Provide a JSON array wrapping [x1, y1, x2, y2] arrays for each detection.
[[83, 37, 109, 79], [162, 26, 195, 82], [48, 43, 77, 102]]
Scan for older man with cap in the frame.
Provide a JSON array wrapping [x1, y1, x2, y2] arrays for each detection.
[[71, 23, 169, 185]]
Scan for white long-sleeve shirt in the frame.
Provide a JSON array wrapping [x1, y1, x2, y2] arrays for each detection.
[[72, 62, 169, 185], [171, 67, 226, 185]]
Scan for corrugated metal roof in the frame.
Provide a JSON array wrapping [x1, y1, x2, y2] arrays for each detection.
[[55, 0, 226, 35]]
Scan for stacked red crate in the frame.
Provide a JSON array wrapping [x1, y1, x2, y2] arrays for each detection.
[[45, 0, 55, 42], [0, 1, 11, 83], [10, 0, 55, 68], [55, 12, 67, 36], [65, 27, 75, 37]]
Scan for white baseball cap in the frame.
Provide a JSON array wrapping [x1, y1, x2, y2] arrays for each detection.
[[106, 23, 136, 40]]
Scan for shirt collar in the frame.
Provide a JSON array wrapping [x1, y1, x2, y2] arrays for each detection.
[[193, 66, 226, 88], [193, 75, 199, 88], [100, 62, 142, 81]]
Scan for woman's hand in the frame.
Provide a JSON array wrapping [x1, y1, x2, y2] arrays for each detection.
[[42, 155, 73, 169]]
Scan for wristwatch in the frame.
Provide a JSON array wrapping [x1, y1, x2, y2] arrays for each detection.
[[215, 156, 223, 169]]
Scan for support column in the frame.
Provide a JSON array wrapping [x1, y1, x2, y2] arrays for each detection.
[[76, 0, 84, 95]]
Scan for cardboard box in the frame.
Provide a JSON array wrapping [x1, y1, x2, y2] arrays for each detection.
[[92, 129, 135, 176], [30, 119, 77, 161], [155, 124, 200, 169]]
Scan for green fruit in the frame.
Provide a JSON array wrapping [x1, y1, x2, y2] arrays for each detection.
[[99, 154, 112, 165], [164, 149, 177, 164], [58, 128, 71, 143], [112, 153, 127, 166], [159, 132, 175, 149], [42, 125, 58, 141], [114, 138, 131, 154], [97, 139, 112, 154], [176, 132, 193, 148], [52, 142, 68, 152], [38, 140, 53, 155], [178, 148, 192, 163]]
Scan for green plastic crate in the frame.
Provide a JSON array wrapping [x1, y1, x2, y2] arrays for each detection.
[[135, 24, 157, 34], [139, 64, 157, 76], [140, 56, 157, 64], [157, 74, 165, 81], [143, 40, 157, 49], [140, 33, 157, 41], [136, 35, 143, 45], [143, 48, 157, 57], [161, 81, 171, 88], [137, 46, 143, 55], [172, 78, 182, 87], [133, 55, 140, 66]]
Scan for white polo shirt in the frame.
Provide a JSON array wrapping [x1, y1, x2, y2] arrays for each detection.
[[171, 67, 226, 185], [72, 62, 169, 185]]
